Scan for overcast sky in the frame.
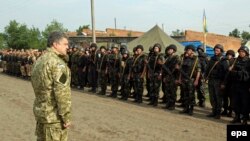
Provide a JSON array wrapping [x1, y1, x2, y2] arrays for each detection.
[[1, 0, 250, 35]]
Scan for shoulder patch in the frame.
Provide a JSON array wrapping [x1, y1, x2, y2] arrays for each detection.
[[59, 73, 67, 84]]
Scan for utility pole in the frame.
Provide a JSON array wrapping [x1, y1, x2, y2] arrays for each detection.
[[114, 17, 117, 29], [91, 0, 96, 43]]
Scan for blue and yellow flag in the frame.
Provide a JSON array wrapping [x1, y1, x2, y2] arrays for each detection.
[[203, 10, 208, 33]]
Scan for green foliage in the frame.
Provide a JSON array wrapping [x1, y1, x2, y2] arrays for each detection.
[[76, 25, 90, 35], [1, 19, 68, 49], [241, 31, 250, 41], [229, 28, 240, 38], [0, 33, 7, 49], [42, 19, 68, 39], [172, 29, 184, 36], [229, 28, 250, 42], [4, 20, 30, 49]]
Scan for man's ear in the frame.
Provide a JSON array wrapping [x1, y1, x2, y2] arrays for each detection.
[[52, 42, 58, 49]]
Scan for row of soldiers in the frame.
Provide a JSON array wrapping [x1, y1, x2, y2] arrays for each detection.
[[1, 43, 250, 124], [66, 42, 250, 124], [0, 49, 43, 79]]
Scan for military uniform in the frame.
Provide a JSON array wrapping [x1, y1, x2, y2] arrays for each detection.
[[120, 51, 133, 100], [162, 45, 180, 110], [229, 46, 250, 124], [220, 50, 235, 117], [107, 46, 121, 98], [132, 45, 146, 103], [31, 48, 71, 141], [205, 44, 225, 119], [147, 44, 164, 106], [96, 47, 108, 95], [196, 46, 208, 107], [77, 51, 87, 90], [70, 50, 79, 86], [179, 45, 201, 115], [88, 43, 98, 92]]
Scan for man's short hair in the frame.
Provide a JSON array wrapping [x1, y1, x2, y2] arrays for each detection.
[[47, 31, 68, 48]]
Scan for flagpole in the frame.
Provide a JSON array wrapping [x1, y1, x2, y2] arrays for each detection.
[[203, 9, 207, 53], [204, 33, 207, 53]]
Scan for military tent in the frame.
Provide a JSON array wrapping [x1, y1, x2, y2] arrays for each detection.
[[127, 25, 185, 55], [245, 41, 250, 48]]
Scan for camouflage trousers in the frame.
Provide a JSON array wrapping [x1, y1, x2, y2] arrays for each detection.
[[181, 79, 195, 106], [109, 70, 120, 96], [208, 79, 222, 115], [71, 65, 78, 86], [35, 122, 68, 141], [120, 75, 131, 99], [163, 76, 177, 106], [195, 78, 206, 103], [149, 74, 162, 98], [133, 74, 144, 102], [98, 70, 108, 93], [2, 61, 7, 72]]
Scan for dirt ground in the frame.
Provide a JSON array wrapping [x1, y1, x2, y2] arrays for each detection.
[[0, 72, 230, 141]]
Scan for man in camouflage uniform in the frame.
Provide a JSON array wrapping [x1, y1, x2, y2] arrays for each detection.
[[77, 49, 87, 90], [70, 47, 79, 87], [31, 31, 71, 141], [162, 44, 180, 110], [220, 50, 235, 117], [96, 46, 108, 95], [177, 45, 201, 115], [88, 43, 98, 93], [196, 45, 208, 107], [229, 46, 250, 125], [147, 43, 164, 106], [107, 44, 121, 98], [145, 46, 154, 99], [205, 44, 225, 119], [120, 50, 133, 100], [132, 45, 146, 103]]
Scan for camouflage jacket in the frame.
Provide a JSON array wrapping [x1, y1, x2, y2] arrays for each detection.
[[31, 48, 71, 124]]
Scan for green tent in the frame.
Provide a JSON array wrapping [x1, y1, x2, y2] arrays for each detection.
[[245, 41, 250, 48], [127, 25, 185, 55]]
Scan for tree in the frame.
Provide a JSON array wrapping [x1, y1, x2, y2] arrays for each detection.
[[76, 25, 90, 35], [4, 20, 30, 49], [28, 27, 43, 49], [241, 31, 250, 41], [42, 19, 68, 39], [0, 33, 7, 49], [229, 28, 240, 38], [172, 29, 184, 36]]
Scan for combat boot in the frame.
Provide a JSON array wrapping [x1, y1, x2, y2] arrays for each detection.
[[168, 103, 175, 111], [153, 97, 158, 107], [148, 97, 154, 105], [230, 114, 241, 124], [180, 105, 189, 114], [188, 105, 194, 116]]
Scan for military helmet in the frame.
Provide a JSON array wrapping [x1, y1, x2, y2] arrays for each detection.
[[100, 46, 106, 50], [133, 47, 137, 53], [214, 44, 224, 52], [153, 43, 161, 52], [111, 44, 119, 49], [120, 45, 127, 49], [238, 46, 249, 55], [136, 45, 144, 51], [226, 50, 235, 57], [185, 44, 196, 52], [197, 45, 204, 52], [149, 46, 153, 52], [90, 43, 97, 48], [122, 49, 129, 55], [165, 44, 177, 52]]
